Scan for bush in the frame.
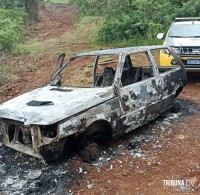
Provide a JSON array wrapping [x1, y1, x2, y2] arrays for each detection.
[[72, 0, 200, 44], [0, 0, 24, 9], [0, 8, 26, 53]]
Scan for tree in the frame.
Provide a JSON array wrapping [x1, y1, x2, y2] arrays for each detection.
[[25, 0, 39, 23]]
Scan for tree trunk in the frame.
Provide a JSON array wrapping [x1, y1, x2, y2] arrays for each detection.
[[25, 0, 39, 23]]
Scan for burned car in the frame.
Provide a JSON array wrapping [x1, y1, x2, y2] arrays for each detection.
[[0, 46, 187, 162]]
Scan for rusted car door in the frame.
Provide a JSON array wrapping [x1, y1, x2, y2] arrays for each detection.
[[113, 50, 162, 137]]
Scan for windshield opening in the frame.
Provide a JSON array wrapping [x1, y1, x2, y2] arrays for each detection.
[[51, 54, 119, 87], [169, 23, 200, 37]]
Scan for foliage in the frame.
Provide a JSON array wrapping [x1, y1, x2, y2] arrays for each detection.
[[43, 0, 70, 3], [0, 8, 26, 52], [72, 0, 200, 44], [0, 0, 41, 53], [0, 0, 24, 9]]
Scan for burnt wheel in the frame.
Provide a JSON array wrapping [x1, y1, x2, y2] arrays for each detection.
[[79, 143, 100, 163], [172, 101, 180, 113]]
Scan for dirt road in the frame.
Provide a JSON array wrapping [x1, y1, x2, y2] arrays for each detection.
[[1, 3, 200, 195]]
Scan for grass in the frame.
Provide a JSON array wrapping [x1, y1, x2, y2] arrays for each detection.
[[16, 37, 59, 55], [0, 62, 19, 86], [62, 16, 105, 53], [17, 16, 104, 56], [16, 14, 163, 57], [44, 0, 70, 3], [0, 53, 40, 87], [99, 37, 163, 49]]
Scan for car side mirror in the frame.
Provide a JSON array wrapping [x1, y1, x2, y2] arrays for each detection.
[[157, 33, 165, 40]]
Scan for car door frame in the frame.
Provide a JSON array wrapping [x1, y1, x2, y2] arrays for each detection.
[[149, 47, 187, 111], [112, 49, 163, 138]]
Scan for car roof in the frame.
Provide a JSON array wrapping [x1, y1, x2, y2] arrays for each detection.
[[76, 45, 167, 57]]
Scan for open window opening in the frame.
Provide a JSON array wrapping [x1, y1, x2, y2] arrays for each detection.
[[121, 52, 154, 87], [53, 54, 119, 88], [94, 55, 118, 87], [151, 48, 180, 74]]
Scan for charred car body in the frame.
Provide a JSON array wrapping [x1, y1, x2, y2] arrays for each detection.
[[0, 46, 187, 161]]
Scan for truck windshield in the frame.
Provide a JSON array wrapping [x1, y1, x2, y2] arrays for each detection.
[[169, 23, 200, 37]]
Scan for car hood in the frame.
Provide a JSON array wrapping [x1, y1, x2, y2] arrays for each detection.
[[167, 37, 200, 46], [0, 85, 114, 125]]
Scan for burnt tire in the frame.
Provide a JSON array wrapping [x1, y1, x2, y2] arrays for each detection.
[[172, 101, 180, 113], [79, 143, 100, 163]]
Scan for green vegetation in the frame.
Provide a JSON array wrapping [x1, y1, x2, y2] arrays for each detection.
[[0, 8, 26, 53], [18, 16, 103, 55], [72, 0, 200, 45], [0, 55, 19, 86], [0, 0, 39, 53], [0, 0, 24, 9], [44, 0, 70, 3], [0, 0, 26, 53], [1, 0, 200, 53]]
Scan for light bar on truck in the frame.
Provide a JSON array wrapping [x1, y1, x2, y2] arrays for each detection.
[[174, 17, 200, 22]]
